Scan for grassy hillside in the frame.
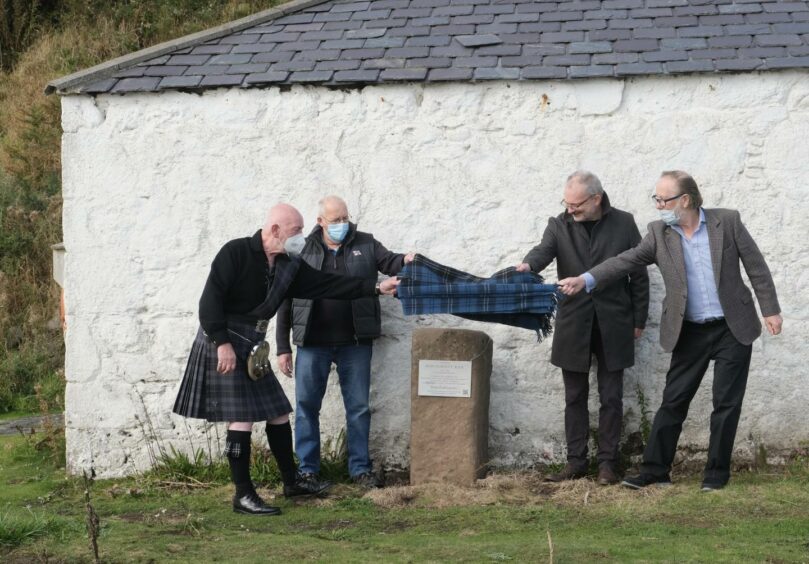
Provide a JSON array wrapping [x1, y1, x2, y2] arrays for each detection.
[[0, 0, 281, 414]]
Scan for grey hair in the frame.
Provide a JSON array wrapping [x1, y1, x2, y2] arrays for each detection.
[[317, 195, 348, 216], [566, 170, 604, 196]]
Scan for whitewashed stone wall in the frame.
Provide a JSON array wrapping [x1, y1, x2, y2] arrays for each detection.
[[61, 71, 809, 478]]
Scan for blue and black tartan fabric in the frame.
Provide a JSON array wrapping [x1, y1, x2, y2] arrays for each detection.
[[397, 254, 561, 340]]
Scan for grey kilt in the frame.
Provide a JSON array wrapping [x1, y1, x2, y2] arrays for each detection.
[[172, 320, 292, 422]]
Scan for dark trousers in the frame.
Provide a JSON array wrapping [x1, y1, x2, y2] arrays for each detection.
[[641, 319, 752, 485], [562, 321, 624, 469]]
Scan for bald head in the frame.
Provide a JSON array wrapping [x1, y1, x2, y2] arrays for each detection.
[[318, 195, 349, 220], [262, 203, 304, 256], [265, 203, 303, 230]]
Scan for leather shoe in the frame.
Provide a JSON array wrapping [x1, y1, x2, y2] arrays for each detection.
[[597, 465, 619, 486], [352, 472, 383, 489], [233, 492, 282, 516], [621, 473, 672, 489], [283, 473, 333, 498], [544, 464, 588, 482]]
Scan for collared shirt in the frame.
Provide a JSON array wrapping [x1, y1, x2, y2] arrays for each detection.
[[671, 208, 724, 322], [583, 208, 723, 322]]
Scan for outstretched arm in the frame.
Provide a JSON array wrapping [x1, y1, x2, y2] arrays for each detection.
[[518, 220, 558, 273], [559, 229, 657, 296]]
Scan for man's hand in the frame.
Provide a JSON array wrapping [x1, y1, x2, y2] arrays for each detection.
[[764, 314, 783, 335], [515, 263, 531, 273], [278, 353, 293, 377], [379, 277, 400, 296], [557, 276, 585, 296], [216, 343, 237, 374], [634, 328, 644, 339], [404, 252, 416, 264]]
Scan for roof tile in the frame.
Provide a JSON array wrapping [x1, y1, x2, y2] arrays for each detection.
[[158, 75, 203, 89], [333, 69, 382, 81], [426, 67, 474, 80], [380, 67, 429, 79], [199, 74, 245, 86], [289, 70, 334, 81]]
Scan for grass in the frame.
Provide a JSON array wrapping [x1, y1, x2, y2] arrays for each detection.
[[2, 434, 809, 562]]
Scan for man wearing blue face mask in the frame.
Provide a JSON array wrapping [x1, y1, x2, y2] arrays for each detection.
[[174, 203, 401, 516], [558, 171, 783, 492], [276, 195, 414, 488]]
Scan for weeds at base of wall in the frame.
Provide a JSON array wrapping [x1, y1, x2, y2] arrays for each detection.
[[132, 390, 350, 490], [12, 383, 65, 469]]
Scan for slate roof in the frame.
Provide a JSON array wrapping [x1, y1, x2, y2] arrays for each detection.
[[48, 0, 809, 94]]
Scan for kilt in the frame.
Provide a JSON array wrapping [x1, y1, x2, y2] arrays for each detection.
[[172, 320, 292, 422]]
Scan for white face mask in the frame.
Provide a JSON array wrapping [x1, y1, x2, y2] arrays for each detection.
[[659, 209, 680, 226], [284, 233, 306, 256]]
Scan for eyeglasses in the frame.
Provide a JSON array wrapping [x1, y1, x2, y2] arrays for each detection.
[[321, 214, 351, 224], [651, 193, 685, 206], [560, 195, 595, 210]]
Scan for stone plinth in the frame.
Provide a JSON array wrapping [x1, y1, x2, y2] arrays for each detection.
[[410, 328, 493, 486]]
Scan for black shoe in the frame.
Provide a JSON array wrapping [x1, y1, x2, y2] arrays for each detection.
[[283, 473, 333, 498], [233, 492, 282, 516], [352, 472, 383, 489], [544, 464, 588, 483], [700, 482, 725, 492], [621, 473, 673, 489]]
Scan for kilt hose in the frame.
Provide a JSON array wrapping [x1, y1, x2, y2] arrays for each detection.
[[173, 320, 292, 422]]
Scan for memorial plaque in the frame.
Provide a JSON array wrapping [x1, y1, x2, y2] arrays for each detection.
[[418, 360, 472, 397]]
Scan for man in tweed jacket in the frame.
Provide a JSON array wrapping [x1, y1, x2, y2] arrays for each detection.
[[559, 171, 782, 492]]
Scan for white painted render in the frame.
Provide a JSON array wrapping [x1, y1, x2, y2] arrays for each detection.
[[60, 72, 809, 477]]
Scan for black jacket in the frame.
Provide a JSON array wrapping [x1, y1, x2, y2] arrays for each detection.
[[199, 230, 376, 345], [275, 223, 405, 354], [523, 192, 649, 372]]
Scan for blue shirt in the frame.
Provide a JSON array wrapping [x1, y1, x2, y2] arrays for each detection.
[[583, 209, 724, 323]]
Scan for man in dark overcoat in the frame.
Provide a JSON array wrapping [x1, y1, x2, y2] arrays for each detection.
[[173, 203, 399, 516], [517, 171, 649, 485]]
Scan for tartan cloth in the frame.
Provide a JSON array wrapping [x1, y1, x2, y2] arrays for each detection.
[[397, 254, 561, 340], [173, 320, 292, 422]]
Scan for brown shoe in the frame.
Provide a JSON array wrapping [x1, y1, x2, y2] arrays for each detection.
[[597, 465, 619, 486], [544, 464, 588, 482]]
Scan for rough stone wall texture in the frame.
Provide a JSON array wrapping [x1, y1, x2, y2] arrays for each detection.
[[61, 72, 809, 478]]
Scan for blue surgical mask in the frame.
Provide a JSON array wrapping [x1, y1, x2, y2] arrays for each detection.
[[659, 209, 680, 226], [327, 222, 349, 243]]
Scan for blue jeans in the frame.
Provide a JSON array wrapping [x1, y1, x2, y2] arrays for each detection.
[[294, 344, 373, 477]]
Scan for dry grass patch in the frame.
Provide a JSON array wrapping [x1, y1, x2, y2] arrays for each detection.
[[365, 471, 675, 509]]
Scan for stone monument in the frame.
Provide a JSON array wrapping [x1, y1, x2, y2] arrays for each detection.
[[410, 328, 493, 486]]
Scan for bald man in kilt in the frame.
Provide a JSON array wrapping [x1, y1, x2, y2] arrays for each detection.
[[173, 204, 400, 516]]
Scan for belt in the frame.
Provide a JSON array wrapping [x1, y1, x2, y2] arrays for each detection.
[[688, 316, 725, 326], [227, 315, 270, 332]]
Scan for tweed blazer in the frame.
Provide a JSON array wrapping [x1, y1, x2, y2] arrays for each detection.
[[588, 208, 780, 352]]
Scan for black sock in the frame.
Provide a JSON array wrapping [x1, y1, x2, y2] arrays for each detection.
[[266, 421, 297, 486], [225, 430, 253, 497]]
